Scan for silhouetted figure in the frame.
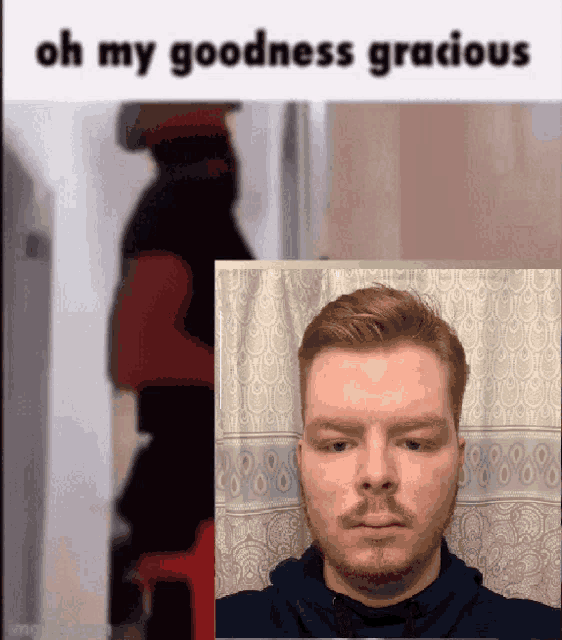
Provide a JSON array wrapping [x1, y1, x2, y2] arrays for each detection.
[[109, 104, 253, 638], [122, 130, 252, 348]]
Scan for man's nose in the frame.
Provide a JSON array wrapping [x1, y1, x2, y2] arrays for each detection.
[[354, 442, 399, 495]]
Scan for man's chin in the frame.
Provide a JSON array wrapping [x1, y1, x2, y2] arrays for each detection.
[[338, 562, 415, 588], [323, 545, 417, 590]]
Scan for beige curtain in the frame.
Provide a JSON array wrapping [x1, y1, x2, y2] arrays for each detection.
[[323, 105, 561, 261], [215, 267, 561, 609]]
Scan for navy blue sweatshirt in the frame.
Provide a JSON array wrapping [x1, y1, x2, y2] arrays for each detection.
[[216, 539, 560, 638]]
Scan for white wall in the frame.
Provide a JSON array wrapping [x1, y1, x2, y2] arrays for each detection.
[[4, 124, 52, 640], [229, 102, 329, 260], [229, 102, 286, 259], [4, 102, 156, 640]]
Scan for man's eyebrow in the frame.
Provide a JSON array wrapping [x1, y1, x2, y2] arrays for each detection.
[[305, 417, 365, 433], [384, 415, 450, 431], [305, 415, 449, 434]]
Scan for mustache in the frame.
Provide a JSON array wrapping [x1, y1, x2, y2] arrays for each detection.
[[299, 479, 412, 526], [338, 498, 412, 529]]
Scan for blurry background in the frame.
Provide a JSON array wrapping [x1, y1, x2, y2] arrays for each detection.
[[324, 104, 561, 261], [3, 101, 561, 639]]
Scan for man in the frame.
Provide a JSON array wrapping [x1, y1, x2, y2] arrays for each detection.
[[216, 284, 560, 639]]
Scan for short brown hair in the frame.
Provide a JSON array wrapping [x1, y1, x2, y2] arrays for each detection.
[[298, 283, 469, 430]]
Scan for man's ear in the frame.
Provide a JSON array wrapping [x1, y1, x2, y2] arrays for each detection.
[[458, 436, 466, 467], [297, 439, 303, 469]]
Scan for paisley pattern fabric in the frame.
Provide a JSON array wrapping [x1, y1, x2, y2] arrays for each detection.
[[215, 268, 561, 608]]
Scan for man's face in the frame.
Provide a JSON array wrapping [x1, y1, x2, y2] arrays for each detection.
[[298, 342, 465, 588]]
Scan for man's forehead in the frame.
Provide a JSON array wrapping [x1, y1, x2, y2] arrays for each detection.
[[303, 343, 453, 426], [309, 342, 441, 368], [307, 344, 448, 392]]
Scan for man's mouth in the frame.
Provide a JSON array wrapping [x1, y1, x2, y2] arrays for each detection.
[[353, 517, 404, 528]]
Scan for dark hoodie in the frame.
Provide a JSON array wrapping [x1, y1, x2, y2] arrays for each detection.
[[216, 539, 560, 638]]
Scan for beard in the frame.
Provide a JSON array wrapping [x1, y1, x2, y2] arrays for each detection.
[[300, 475, 460, 597]]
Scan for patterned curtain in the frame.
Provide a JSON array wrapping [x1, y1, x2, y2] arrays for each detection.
[[215, 268, 561, 609]]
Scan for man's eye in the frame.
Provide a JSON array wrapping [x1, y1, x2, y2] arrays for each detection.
[[403, 440, 435, 452], [324, 441, 351, 453]]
